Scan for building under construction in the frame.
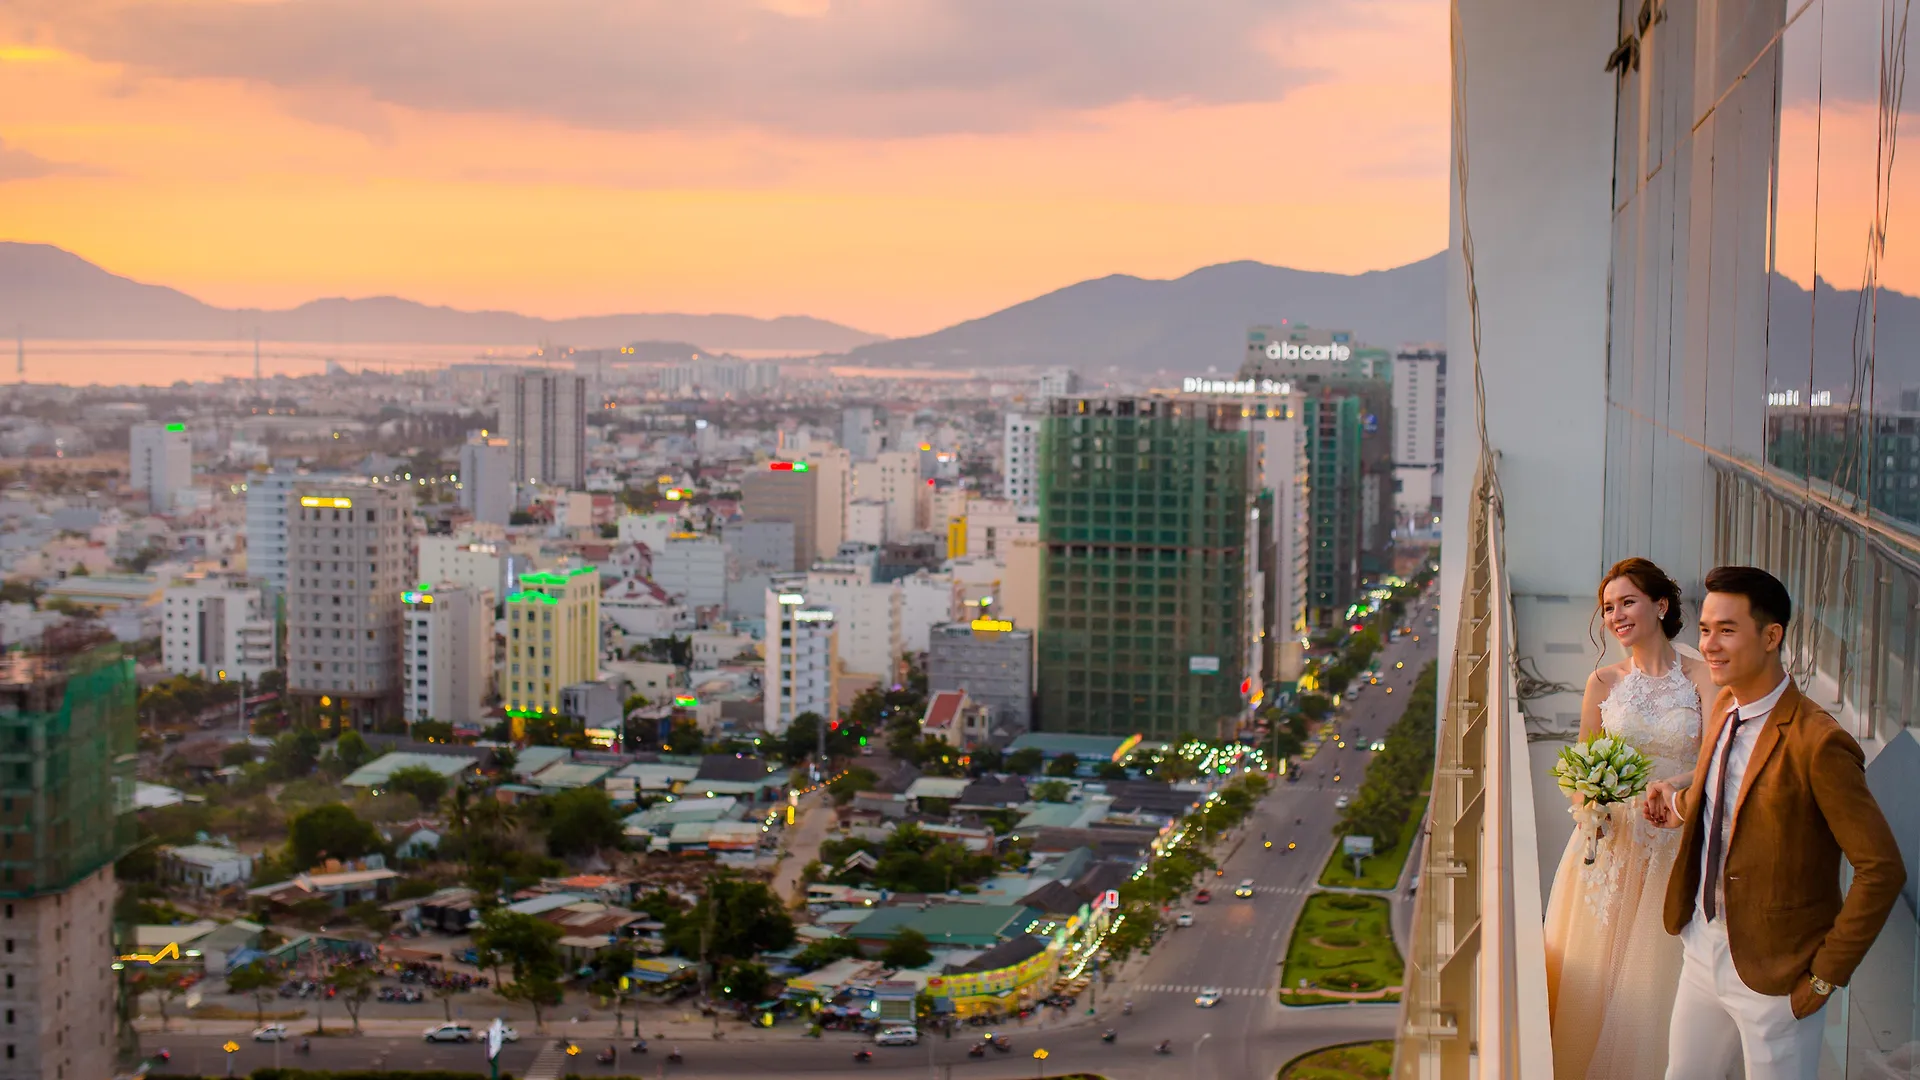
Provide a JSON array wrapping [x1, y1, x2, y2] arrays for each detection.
[[0, 630, 138, 1080]]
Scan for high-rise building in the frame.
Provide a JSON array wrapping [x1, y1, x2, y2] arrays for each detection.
[[0, 641, 137, 1080], [1038, 367, 1080, 400], [658, 358, 779, 395], [1241, 327, 1394, 609], [763, 584, 837, 735], [286, 484, 407, 728], [1002, 413, 1040, 508], [652, 533, 727, 611], [1765, 402, 1920, 531], [846, 499, 887, 546], [927, 621, 1034, 738], [417, 536, 508, 600], [871, 450, 923, 540], [402, 584, 493, 728], [1036, 395, 1253, 739], [739, 459, 820, 569], [502, 370, 588, 489], [129, 420, 191, 514], [841, 406, 875, 460], [161, 577, 278, 683], [457, 432, 515, 526], [805, 559, 902, 681], [503, 565, 600, 731], [1299, 395, 1364, 626], [1248, 408, 1311, 681], [808, 446, 851, 561], [245, 463, 344, 596], [1392, 347, 1446, 530]]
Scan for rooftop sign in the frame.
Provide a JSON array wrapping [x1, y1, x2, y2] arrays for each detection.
[[1264, 342, 1352, 362], [1183, 378, 1293, 395], [970, 617, 1014, 633], [299, 496, 353, 508]]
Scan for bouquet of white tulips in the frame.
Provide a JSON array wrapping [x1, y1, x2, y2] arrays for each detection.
[[1552, 735, 1655, 864]]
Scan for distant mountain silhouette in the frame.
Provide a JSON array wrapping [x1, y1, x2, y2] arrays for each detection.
[[841, 254, 1448, 374], [0, 242, 883, 352]]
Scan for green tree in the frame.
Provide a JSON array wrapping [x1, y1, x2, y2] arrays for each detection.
[[1297, 694, 1332, 722], [1033, 779, 1072, 803], [880, 928, 933, 970], [1094, 760, 1130, 781], [266, 727, 321, 779], [1045, 752, 1080, 777], [474, 908, 567, 1031], [331, 964, 378, 1033], [666, 877, 795, 965], [334, 729, 374, 772], [410, 719, 455, 743], [226, 963, 280, 1025], [663, 717, 704, 754], [541, 786, 624, 857], [287, 803, 385, 869], [1004, 747, 1044, 775], [717, 960, 772, 1002], [827, 766, 878, 805], [385, 765, 450, 810]]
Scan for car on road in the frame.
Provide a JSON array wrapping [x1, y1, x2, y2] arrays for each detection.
[[494, 1026, 521, 1043], [1193, 889, 1211, 904], [1175, 911, 1194, 927], [252, 1024, 290, 1042], [1370, 740, 1386, 752], [423, 1023, 475, 1043], [874, 1026, 920, 1046], [1233, 879, 1255, 898], [1335, 795, 1351, 809], [1194, 988, 1223, 1008]]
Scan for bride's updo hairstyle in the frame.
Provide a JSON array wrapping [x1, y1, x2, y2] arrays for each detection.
[[1597, 557, 1685, 640]]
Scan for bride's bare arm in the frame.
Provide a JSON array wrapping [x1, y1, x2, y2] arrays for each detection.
[[1579, 668, 1610, 741]]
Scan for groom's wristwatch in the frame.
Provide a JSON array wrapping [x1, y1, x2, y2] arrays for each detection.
[[1807, 973, 1834, 997]]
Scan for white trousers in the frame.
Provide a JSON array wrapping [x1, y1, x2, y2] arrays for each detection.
[[1664, 918, 1826, 1080]]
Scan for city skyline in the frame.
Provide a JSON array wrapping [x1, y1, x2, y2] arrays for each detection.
[[0, 0, 1448, 337]]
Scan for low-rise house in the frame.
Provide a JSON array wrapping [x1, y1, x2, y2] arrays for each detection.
[[247, 867, 400, 910], [163, 844, 254, 892], [342, 750, 483, 790]]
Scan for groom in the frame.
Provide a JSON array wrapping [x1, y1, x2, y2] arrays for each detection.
[[1644, 566, 1905, 1080]]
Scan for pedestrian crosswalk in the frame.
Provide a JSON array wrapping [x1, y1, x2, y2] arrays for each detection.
[[1248, 884, 1312, 896], [521, 1044, 568, 1080], [1135, 984, 1272, 997]]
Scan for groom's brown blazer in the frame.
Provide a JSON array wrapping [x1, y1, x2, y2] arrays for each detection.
[[1663, 681, 1906, 995]]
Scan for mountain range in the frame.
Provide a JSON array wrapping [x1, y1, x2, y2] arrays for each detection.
[[0, 243, 882, 353], [5, 241, 1916, 393]]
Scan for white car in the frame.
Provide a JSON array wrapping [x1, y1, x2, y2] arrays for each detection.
[[423, 1022, 475, 1043], [1175, 911, 1195, 927], [495, 1025, 521, 1043], [1233, 879, 1256, 898], [252, 1024, 290, 1042], [1195, 988, 1223, 1008], [874, 1026, 920, 1047], [1335, 795, 1351, 809]]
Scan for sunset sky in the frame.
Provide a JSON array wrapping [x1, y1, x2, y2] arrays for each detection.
[[0, 0, 1450, 337]]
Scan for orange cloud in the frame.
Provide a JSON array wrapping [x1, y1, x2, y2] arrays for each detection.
[[0, 0, 1446, 337]]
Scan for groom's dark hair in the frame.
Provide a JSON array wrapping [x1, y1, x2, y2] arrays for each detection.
[[1704, 565, 1792, 631]]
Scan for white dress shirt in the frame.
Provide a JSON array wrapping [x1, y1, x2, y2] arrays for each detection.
[[1694, 673, 1791, 922]]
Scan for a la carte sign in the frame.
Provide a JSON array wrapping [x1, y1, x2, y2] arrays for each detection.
[[1264, 341, 1353, 362], [1183, 377, 1293, 395]]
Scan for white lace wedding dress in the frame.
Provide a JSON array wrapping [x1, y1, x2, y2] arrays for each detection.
[[1543, 659, 1702, 1080]]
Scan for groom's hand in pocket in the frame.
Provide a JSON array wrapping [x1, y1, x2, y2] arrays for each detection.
[[1789, 975, 1830, 1019]]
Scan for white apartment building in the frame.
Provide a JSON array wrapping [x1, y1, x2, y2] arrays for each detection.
[[245, 464, 347, 595], [402, 584, 493, 727], [898, 570, 959, 655], [652, 533, 727, 611], [1392, 346, 1446, 529], [129, 420, 191, 515], [869, 449, 923, 540], [763, 584, 836, 735], [502, 370, 587, 489], [161, 577, 277, 683], [417, 536, 508, 600], [1001, 413, 1040, 509], [808, 445, 851, 562], [961, 499, 1038, 559], [616, 512, 677, 550], [1037, 367, 1080, 400], [457, 432, 514, 526], [805, 561, 901, 680], [1250, 411, 1310, 682], [0, 865, 119, 1080], [846, 499, 887, 546], [285, 484, 408, 727]]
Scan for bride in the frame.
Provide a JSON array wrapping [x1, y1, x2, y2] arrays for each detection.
[[1544, 558, 1714, 1080]]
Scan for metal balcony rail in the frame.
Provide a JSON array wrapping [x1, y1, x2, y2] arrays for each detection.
[[1395, 464, 1553, 1078]]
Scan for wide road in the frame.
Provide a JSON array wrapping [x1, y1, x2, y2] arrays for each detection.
[[143, 609, 1438, 1080]]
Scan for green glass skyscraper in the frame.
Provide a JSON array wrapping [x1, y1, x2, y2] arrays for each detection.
[[1036, 396, 1253, 740]]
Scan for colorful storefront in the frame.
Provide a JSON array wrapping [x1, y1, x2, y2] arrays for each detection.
[[925, 936, 1061, 1018]]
